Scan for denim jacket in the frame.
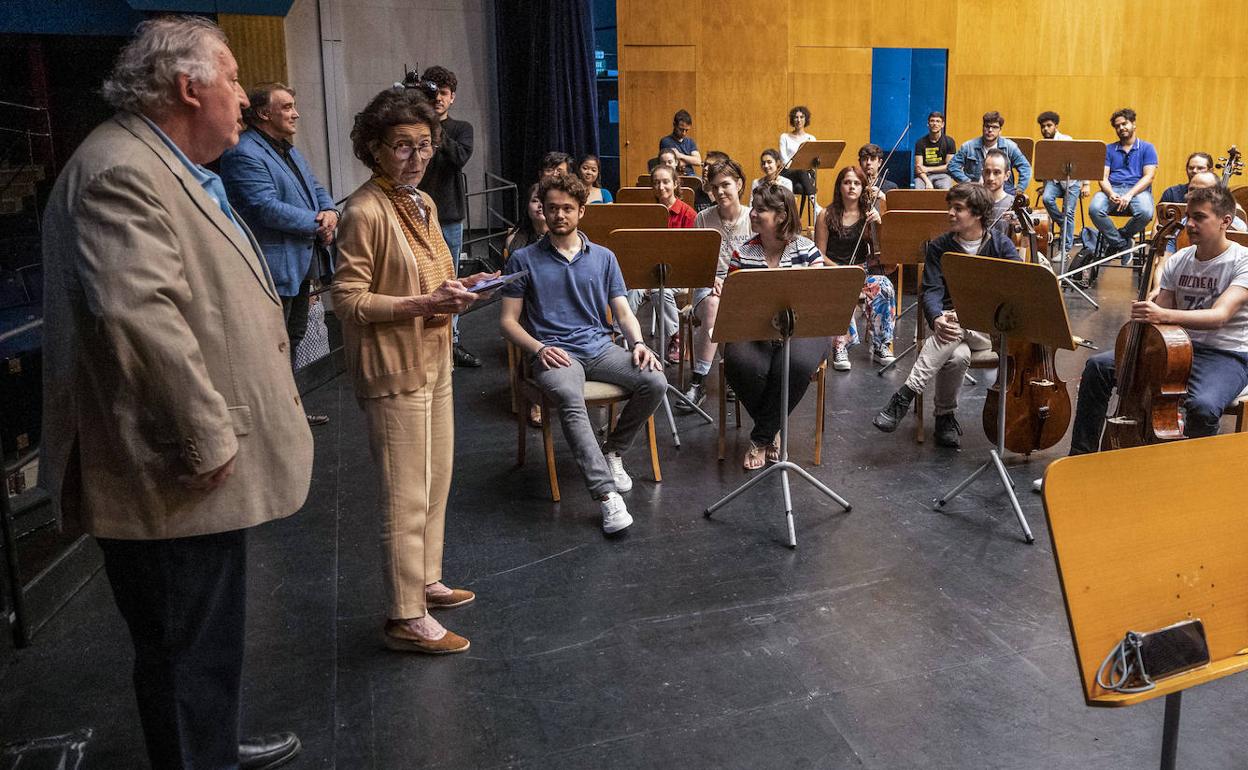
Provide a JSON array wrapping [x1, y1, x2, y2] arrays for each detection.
[[947, 136, 1033, 193]]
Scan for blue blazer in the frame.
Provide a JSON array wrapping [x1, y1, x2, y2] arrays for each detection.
[[219, 128, 336, 296]]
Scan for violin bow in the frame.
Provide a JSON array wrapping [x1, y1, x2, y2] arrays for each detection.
[[848, 122, 911, 266]]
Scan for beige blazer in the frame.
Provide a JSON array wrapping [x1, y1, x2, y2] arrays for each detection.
[[40, 111, 313, 539], [333, 181, 453, 399]]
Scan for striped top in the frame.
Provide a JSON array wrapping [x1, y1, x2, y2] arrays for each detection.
[[728, 234, 824, 272]]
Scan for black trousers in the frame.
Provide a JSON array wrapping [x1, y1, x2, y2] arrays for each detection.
[[98, 529, 248, 769], [725, 337, 831, 445], [281, 279, 312, 368]]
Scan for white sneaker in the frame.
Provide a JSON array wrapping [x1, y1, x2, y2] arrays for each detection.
[[600, 492, 633, 534], [604, 451, 632, 492], [1031, 478, 1042, 493], [832, 347, 851, 371], [872, 348, 896, 366]]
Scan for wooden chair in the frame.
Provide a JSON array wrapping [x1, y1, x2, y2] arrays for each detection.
[[1221, 383, 1248, 433], [615, 186, 696, 207], [512, 342, 661, 502], [716, 358, 829, 465]]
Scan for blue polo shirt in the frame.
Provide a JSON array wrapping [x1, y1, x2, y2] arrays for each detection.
[[1106, 139, 1158, 188], [503, 232, 627, 360]]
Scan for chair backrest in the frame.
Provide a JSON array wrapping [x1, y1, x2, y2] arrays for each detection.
[[884, 189, 948, 211], [614, 187, 695, 207]]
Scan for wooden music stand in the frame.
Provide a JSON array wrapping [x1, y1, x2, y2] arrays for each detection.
[[579, 203, 667, 245], [875, 210, 949, 383], [614, 186, 695, 208], [883, 189, 948, 211], [607, 228, 721, 446], [1006, 135, 1035, 165], [704, 266, 863, 548], [786, 140, 846, 226], [935, 253, 1076, 543], [1043, 432, 1248, 769], [1033, 139, 1108, 307]]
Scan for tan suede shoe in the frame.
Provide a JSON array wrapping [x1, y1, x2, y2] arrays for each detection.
[[426, 587, 475, 609], [383, 621, 470, 654]]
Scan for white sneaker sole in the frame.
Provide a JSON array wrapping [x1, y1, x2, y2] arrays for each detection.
[[603, 511, 634, 534], [832, 361, 851, 371]]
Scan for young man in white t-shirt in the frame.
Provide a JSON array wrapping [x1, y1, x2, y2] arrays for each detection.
[[1066, 183, 1248, 455], [676, 158, 753, 410]]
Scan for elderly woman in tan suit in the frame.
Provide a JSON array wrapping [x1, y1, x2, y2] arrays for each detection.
[[334, 89, 494, 654]]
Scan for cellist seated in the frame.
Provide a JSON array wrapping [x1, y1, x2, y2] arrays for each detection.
[[1066, 184, 1248, 457], [871, 183, 1020, 447]]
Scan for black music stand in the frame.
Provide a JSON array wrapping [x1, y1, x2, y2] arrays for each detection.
[[704, 266, 863, 548], [609, 228, 720, 446], [786, 140, 846, 227], [875, 210, 949, 375], [1033, 139, 1106, 308], [934, 253, 1076, 543]]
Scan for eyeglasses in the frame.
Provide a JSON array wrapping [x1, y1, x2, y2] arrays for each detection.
[[381, 139, 436, 160]]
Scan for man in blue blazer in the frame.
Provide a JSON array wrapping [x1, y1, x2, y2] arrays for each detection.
[[220, 82, 337, 426]]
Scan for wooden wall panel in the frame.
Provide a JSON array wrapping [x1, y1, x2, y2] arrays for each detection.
[[619, 55, 696, 181], [617, 0, 1248, 197], [218, 14, 287, 87]]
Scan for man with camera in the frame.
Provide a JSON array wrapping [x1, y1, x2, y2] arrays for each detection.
[[416, 65, 481, 368]]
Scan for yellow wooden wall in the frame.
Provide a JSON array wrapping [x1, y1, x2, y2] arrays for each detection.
[[218, 14, 288, 88], [618, 0, 1248, 197]]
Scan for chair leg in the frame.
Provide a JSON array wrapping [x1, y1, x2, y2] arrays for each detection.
[[516, 394, 527, 466], [541, 398, 560, 502], [647, 415, 662, 482], [1236, 405, 1246, 433], [718, 359, 727, 461], [508, 344, 518, 414], [814, 366, 826, 466]]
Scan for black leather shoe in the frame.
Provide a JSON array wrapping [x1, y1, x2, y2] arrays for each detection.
[[872, 386, 915, 433], [934, 413, 963, 448], [674, 382, 706, 413], [306, 413, 329, 426], [239, 732, 301, 770], [453, 343, 482, 368]]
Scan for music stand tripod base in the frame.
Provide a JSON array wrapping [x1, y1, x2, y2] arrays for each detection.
[[702, 267, 862, 548], [929, 253, 1078, 544]]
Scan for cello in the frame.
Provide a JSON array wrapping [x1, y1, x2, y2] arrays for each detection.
[[981, 192, 1071, 454], [1100, 204, 1191, 449]]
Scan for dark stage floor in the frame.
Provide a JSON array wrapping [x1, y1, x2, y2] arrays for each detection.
[[4, 265, 1247, 769]]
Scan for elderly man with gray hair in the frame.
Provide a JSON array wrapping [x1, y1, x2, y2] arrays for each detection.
[[41, 16, 310, 769]]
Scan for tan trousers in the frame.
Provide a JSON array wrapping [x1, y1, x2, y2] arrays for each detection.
[[361, 355, 453, 619], [904, 328, 991, 416]]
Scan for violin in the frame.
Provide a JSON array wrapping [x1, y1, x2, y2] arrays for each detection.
[[981, 192, 1071, 454], [1100, 205, 1191, 450]]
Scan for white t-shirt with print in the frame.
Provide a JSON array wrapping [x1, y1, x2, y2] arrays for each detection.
[[1158, 242, 1248, 352]]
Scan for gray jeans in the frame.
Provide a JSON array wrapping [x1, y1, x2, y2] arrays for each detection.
[[904, 327, 991, 415], [533, 343, 667, 498]]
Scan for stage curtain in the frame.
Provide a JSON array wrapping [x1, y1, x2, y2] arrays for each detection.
[[494, 0, 600, 188]]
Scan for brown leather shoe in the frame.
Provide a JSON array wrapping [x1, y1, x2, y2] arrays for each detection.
[[426, 587, 475, 608], [383, 620, 470, 654]]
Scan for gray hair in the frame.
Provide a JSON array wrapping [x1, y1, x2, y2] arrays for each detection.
[[101, 16, 227, 114]]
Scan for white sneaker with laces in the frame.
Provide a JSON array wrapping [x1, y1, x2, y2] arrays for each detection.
[[872, 347, 896, 365], [604, 451, 632, 492], [600, 492, 633, 534], [1031, 477, 1042, 493], [832, 347, 851, 371]]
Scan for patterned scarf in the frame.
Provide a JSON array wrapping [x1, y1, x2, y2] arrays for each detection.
[[372, 174, 454, 327]]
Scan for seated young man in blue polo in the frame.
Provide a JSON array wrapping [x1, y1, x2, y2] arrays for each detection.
[[500, 172, 667, 535]]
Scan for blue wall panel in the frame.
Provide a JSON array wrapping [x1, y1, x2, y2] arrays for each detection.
[[870, 48, 948, 188], [0, 0, 292, 35]]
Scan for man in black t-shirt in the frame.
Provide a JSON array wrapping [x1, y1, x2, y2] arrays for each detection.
[[416, 65, 479, 368], [913, 111, 956, 190]]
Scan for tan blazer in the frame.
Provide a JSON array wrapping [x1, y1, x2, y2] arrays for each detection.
[[40, 111, 313, 539], [333, 181, 453, 399]]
